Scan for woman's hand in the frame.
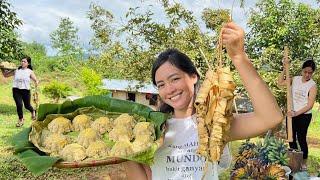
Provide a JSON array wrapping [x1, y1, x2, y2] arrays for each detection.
[[35, 80, 40, 87], [287, 110, 296, 117], [1, 68, 15, 77], [221, 22, 245, 60]]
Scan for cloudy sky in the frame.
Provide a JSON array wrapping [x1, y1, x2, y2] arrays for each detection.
[[10, 0, 317, 55]]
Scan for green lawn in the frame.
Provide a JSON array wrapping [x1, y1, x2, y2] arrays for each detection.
[[0, 76, 319, 179]]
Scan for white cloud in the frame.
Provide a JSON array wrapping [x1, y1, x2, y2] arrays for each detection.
[[10, 0, 319, 55]]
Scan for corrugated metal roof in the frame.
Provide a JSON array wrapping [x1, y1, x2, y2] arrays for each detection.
[[101, 79, 158, 94]]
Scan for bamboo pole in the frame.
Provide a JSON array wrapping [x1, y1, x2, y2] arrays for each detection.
[[284, 46, 293, 142]]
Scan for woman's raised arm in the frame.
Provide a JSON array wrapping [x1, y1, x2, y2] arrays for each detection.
[[221, 22, 283, 140]]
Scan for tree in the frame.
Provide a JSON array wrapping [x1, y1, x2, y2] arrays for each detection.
[[50, 17, 82, 57], [87, 2, 114, 52], [0, 0, 23, 61], [246, 0, 320, 106], [119, 0, 231, 82], [50, 17, 83, 72], [84, 0, 235, 88], [22, 41, 47, 70]]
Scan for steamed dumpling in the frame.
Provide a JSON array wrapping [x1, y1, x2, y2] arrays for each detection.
[[48, 117, 72, 134], [77, 128, 100, 148], [86, 140, 110, 159], [91, 116, 113, 135], [43, 133, 69, 155], [60, 143, 86, 161], [73, 114, 92, 131]]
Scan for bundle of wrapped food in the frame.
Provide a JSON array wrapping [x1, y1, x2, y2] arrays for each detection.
[[86, 140, 110, 159], [0, 61, 17, 70], [43, 133, 69, 156], [73, 114, 92, 131], [30, 112, 158, 162], [48, 117, 72, 134], [91, 116, 113, 135], [60, 143, 87, 161], [77, 128, 100, 148], [109, 141, 134, 157], [132, 122, 155, 152]]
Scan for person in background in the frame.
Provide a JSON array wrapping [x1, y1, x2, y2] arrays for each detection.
[[278, 58, 317, 171], [1, 56, 39, 127]]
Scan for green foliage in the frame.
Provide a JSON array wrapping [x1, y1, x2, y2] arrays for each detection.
[[84, 1, 238, 83], [42, 80, 72, 103], [22, 41, 47, 70], [246, 0, 320, 106], [87, 2, 114, 52], [20, 41, 70, 73], [50, 17, 83, 60], [0, 0, 23, 61], [80, 67, 109, 96], [256, 135, 289, 166], [119, 1, 220, 81], [202, 8, 230, 32], [248, 0, 320, 60], [31, 56, 68, 73], [87, 42, 126, 79], [307, 155, 320, 175]]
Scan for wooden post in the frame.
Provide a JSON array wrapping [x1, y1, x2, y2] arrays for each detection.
[[284, 46, 293, 142]]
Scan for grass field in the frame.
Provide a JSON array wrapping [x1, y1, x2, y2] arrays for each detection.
[[0, 75, 319, 179]]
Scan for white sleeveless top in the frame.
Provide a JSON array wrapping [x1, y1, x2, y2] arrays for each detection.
[[12, 68, 33, 90], [151, 115, 231, 180], [292, 76, 316, 114]]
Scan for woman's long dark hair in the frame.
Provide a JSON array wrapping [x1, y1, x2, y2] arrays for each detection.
[[302, 58, 316, 71], [151, 48, 200, 113], [18, 56, 33, 70]]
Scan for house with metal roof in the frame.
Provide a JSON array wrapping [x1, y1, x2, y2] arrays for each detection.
[[101, 79, 158, 109]]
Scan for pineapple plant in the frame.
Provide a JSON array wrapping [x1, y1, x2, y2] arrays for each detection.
[[234, 139, 257, 169]]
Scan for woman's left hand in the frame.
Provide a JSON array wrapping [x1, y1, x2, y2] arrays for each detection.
[[287, 110, 296, 117], [221, 22, 245, 60]]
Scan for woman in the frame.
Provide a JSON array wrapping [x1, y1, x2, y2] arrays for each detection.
[[1, 56, 39, 127], [278, 59, 317, 170], [124, 22, 283, 179]]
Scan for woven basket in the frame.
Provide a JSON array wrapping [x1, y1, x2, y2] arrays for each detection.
[[54, 157, 127, 168]]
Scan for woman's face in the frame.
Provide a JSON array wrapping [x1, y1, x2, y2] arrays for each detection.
[[301, 67, 314, 81], [155, 61, 198, 112], [21, 58, 29, 68]]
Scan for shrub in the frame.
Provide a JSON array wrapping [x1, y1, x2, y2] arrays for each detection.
[[80, 67, 109, 96], [42, 80, 72, 103]]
